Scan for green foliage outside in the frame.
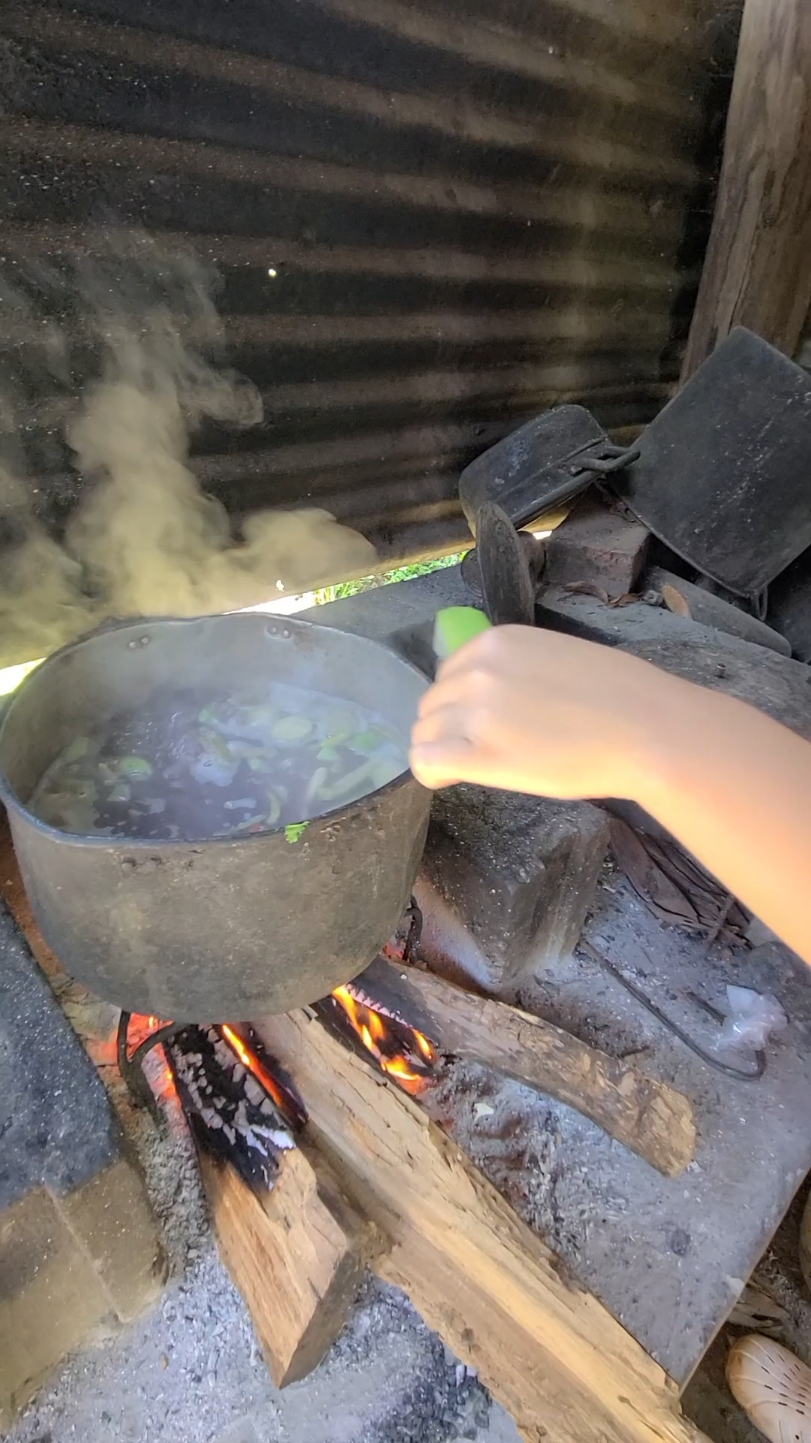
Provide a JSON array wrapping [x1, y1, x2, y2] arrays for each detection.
[[313, 553, 463, 606]]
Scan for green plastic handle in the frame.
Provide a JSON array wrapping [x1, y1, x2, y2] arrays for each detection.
[[432, 606, 491, 662]]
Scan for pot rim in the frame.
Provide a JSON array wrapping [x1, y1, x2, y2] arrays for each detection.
[[0, 611, 429, 849]]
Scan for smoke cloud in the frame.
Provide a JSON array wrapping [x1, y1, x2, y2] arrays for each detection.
[[0, 235, 376, 666]]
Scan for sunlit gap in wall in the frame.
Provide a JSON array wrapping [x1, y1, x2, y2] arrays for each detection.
[[0, 532, 561, 698], [0, 552, 471, 697], [0, 659, 43, 697], [231, 550, 466, 617]]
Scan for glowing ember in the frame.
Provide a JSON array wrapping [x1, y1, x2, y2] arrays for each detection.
[[331, 984, 437, 1095], [220, 1023, 297, 1117]]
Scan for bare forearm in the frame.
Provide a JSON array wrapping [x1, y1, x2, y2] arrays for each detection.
[[410, 627, 811, 964], [632, 679, 811, 963]]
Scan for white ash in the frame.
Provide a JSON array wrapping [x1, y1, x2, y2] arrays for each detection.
[[283, 1278, 513, 1443], [5, 1247, 274, 1443], [6, 1231, 511, 1443], [424, 1058, 628, 1267]]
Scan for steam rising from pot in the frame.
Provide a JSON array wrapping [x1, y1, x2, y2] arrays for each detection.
[[0, 236, 376, 665]]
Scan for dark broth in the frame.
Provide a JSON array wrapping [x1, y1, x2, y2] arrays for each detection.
[[29, 682, 409, 841]]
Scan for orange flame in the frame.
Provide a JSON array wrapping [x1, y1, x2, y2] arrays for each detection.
[[220, 1023, 293, 1116], [331, 985, 437, 1095]]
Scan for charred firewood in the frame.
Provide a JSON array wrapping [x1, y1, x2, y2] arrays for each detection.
[[166, 1024, 302, 1193]]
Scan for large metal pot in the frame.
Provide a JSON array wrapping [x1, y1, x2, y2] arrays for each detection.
[[0, 613, 431, 1020]]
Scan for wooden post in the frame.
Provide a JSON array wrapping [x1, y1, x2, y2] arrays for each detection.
[[681, 0, 811, 379]]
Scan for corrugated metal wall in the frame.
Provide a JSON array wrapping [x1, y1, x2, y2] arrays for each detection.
[[0, 0, 737, 560]]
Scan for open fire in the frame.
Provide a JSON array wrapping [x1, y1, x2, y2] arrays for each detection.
[[327, 984, 437, 1096], [218, 1023, 305, 1119], [141, 982, 438, 1109], [118, 956, 440, 1195]]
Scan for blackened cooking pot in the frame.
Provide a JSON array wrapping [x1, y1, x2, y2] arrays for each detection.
[[0, 613, 431, 1020]]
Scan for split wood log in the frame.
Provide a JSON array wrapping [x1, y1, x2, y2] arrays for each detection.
[[681, 0, 811, 378], [257, 1009, 706, 1443], [356, 955, 695, 1176], [198, 1143, 381, 1386]]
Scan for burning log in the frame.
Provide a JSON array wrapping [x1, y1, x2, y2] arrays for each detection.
[[256, 1008, 706, 1443], [314, 983, 437, 1095], [165, 1023, 304, 1192], [338, 956, 695, 1176]]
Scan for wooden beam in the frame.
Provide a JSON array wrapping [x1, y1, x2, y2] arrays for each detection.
[[257, 1009, 705, 1443], [357, 957, 695, 1176], [682, 0, 811, 379], [199, 1143, 382, 1387]]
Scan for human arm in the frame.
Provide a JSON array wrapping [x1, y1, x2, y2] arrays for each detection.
[[409, 625, 811, 965]]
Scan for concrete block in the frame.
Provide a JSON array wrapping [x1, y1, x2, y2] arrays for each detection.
[[0, 901, 120, 1213], [0, 1187, 114, 1427], [0, 902, 164, 1426], [543, 495, 650, 594], [415, 786, 609, 995], [59, 1157, 165, 1324]]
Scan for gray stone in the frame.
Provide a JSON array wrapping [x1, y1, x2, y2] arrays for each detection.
[[628, 634, 811, 740], [646, 567, 791, 656], [415, 786, 609, 995], [538, 587, 811, 739], [540, 583, 782, 654], [0, 901, 120, 1212], [543, 494, 650, 594]]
